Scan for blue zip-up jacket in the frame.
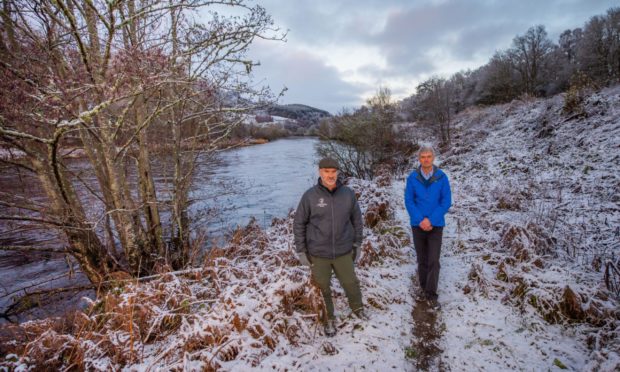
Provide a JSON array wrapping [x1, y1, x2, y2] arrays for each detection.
[[404, 166, 452, 227]]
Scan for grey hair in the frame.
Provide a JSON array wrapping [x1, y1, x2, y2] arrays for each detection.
[[417, 145, 435, 157]]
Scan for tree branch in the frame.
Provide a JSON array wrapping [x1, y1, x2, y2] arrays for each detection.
[[0, 245, 68, 253]]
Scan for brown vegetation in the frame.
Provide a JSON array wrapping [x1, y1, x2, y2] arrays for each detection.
[[0, 177, 412, 370]]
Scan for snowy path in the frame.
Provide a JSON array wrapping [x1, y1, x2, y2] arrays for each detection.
[[391, 176, 590, 371], [259, 258, 417, 371]]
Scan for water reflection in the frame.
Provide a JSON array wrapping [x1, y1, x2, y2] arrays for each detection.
[[0, 137, 319, 321], [193, 137, 319, 238]]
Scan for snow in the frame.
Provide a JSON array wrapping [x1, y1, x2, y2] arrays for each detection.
[[418, 87, 620, 371], [429, 221, 590, 371], [1, 87, 619, 370], [241, 113, 294, 126]]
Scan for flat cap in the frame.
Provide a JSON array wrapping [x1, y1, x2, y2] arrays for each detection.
[[318, 157, 339, 170]]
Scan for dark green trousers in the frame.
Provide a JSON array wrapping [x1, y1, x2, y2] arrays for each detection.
[[310, 253, 363, 319]]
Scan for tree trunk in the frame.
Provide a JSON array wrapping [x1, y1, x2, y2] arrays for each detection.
[[31, 154, 112, 285], [136, 95, 165, 260], [99, 127, 148, 275]]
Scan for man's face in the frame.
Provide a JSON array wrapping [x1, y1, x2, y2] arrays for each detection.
[[419, 151, 434, 169], [319, 168, 338, 188]]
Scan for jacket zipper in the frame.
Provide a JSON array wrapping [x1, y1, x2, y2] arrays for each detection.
[[330, 192, 335, 259]]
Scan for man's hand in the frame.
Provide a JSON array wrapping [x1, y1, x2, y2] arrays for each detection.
[[419, 218, 433, 231], [352, 245, 360, 264], [296, 252, 311, 266]]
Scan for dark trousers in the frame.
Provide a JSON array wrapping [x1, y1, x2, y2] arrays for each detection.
[[412, 226, 444, 300], [310, 254, 363, 320]]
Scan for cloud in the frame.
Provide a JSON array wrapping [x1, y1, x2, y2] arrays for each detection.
[[358, 0, 617, 81], [249, 40, 369, 113], [249, 0, 619, 108]]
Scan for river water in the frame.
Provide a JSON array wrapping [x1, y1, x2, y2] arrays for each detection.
[[194, 137, 319, 236], [0, 137, 319, 321]]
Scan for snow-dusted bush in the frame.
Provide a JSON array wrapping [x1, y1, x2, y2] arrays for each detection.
[[0, 178, 411, 370]]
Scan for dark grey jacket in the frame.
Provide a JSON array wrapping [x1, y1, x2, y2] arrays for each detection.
[[293, 179, 363, 259]]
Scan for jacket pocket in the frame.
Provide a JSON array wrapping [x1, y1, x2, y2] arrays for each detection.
[[307, 223, 329, 246], [335, 221, 354, 246]]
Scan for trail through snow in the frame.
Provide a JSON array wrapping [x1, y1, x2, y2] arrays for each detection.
[[392, 178, 589, 371]]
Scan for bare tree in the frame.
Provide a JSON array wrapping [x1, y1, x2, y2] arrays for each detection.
[[507, 25, 554, 96], [0, 0, 284, 284], [475, 51, 520, 104], [577, 7, 620, 85], [317, 88, 414, 179], [415, 77, 454, 146]]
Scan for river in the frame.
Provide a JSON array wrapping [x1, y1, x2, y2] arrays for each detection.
[[194, 137, 319, 236], [0, 137, 319, 322]]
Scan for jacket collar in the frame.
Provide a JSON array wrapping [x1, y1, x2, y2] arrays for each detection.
[[415, 165, 443, 185]]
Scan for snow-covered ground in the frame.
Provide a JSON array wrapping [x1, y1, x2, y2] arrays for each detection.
[[392, 177, 595, 371], [0, 176, 419, 371], [420, 86, 620, 371], [1, 87, 619, 371]]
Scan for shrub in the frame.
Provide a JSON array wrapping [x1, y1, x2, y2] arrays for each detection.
[[317, 88, 418, 179], [562, 71, 596, 116]]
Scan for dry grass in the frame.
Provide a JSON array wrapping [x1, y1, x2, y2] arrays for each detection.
[[0, 177, 410, 370], [477, 221, 620, 355]]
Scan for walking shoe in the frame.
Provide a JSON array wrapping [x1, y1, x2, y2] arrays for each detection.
[[353, 309, 369, 321], [427, 298, 441, 311], [324, 319, 336, 337], [414, 288, 426, 301]]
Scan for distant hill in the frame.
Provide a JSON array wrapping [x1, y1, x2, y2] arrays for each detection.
[[267, 104, 331, 127]]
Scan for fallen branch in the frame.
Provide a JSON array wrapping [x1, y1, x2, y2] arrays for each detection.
[[0, 245, 67, 253], [1, 285, 94, 321]]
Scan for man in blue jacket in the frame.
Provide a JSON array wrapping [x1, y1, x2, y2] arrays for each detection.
[[405, 146, 452, 310]]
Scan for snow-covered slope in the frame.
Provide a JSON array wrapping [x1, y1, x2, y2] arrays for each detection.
[[412, 86, 620, 371], [0, 176, 418, 371]]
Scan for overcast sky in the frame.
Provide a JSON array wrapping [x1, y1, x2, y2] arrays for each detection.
[[245, 0, 617, 114]]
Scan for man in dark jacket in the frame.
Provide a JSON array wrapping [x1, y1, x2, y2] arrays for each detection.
[[293, 157, 365, 337], [405, 146, 452, 310]]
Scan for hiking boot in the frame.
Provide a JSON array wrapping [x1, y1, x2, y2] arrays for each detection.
[[324, 319, 336, 337], [414, 288, 426, 301], [427, 298, 441, 311], [353, 309, 369, 321]]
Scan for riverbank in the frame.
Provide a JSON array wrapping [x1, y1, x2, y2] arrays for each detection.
[[0, 137, 273, 161], [0, 175, 417, 370], [0, 137, 320, 324]]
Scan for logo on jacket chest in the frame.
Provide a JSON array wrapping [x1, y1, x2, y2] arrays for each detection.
[[317, 198, 328, 208]]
